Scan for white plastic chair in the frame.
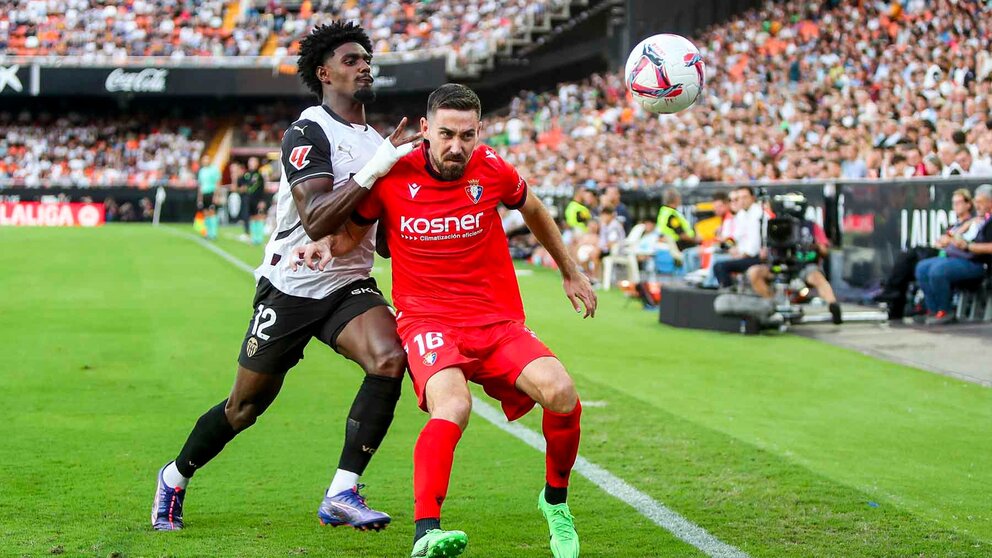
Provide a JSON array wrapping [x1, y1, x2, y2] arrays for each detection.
[[602, 224, 645, 289]]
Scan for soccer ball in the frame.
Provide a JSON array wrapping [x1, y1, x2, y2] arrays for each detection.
[[624, 33, 705, 114]]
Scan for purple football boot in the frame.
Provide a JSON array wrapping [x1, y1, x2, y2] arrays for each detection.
[[151, 462, 186, 531], [318, 484, 391, 531]]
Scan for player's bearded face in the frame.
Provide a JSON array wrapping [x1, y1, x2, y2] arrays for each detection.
[[423, 110, 481, 180]]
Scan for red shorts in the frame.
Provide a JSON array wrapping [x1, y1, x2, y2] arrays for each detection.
[[397, 318, 556, 421]]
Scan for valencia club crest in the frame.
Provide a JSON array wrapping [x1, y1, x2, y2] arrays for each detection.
[[465, 179, 484, 204]]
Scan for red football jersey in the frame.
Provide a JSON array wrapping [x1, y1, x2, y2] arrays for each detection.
[[355, 142, 529, 326]]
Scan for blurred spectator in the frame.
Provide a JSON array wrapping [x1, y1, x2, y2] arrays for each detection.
[[876, 188, 978, 318], [655, 187, 695, 252], [598, 206, 626, 258], [487, 0, 992, 188], [0, 110, 206, 187], [564, 186, 593, 233], [574, 220, 602, 282], [915, 184, 992, 324], [600, 185, 630, 233], [713, 186, 763, 288], [1, 0, 567, 64]]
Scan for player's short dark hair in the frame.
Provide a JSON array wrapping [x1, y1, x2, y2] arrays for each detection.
[[428, 83, 482, 117], [297, 21, 373, 99], [736, 186, 755, 197], [712, 191, 729, 203]]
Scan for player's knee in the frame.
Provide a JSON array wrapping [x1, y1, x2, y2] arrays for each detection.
[[431, 394, 472, 430], [543, 375, 578, 414], [368, 345, 407, 379]]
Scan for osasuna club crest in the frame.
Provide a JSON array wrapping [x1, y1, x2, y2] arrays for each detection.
[[423, 351, 438, 366], [465, 179, 484, 204]]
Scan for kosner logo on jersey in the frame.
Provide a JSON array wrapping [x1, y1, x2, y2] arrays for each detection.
[[400, 212, 484, 235], [105, 68, 168, 93]]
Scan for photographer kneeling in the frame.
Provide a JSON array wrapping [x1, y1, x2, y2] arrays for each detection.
[[746, 197, 843, 325]]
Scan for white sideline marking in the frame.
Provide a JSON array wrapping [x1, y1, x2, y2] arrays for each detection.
[[581, 400, 609, 408], [471, 398, 750, 558], [170, 227, 749, 558]]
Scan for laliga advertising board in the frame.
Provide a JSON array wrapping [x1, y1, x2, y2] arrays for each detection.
[[0, 202, 105, 227]]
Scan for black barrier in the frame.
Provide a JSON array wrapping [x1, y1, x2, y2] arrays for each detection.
[[7, 177, 991, 290], [540, 177, 992, 290], [0, 186, 199, 223], [9, 59, 445, 97]]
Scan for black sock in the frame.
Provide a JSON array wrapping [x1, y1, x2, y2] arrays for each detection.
[[175, 400, 237, 478], [337, 374, 403, 474], [414, 518, 441, 543], [544, 483, 568, 505]]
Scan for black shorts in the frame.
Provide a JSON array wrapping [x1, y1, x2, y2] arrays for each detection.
[[237, 276, 390, 374]]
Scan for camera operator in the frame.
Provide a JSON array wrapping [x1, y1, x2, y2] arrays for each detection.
[[746, 195, 843, 324]]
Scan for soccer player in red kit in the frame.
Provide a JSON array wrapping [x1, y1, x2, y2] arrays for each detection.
[[293, 83, 596, 558]]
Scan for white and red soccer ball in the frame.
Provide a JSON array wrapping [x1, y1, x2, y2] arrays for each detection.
[[625, 33, 705, 114]]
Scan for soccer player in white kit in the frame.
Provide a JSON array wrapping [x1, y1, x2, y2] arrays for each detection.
[[151, 21, 420, 532]]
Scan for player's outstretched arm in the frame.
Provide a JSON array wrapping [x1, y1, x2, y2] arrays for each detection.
[[518, 191, 598, 318], [292, 118, 420, 240], [288, 220, 374, 271]]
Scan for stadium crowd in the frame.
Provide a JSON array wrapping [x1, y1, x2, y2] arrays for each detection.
[[487, 0, 992, 189], [0, 111, 208, 187], [4, 0, 992, 191], [0, 0, 564, 62]]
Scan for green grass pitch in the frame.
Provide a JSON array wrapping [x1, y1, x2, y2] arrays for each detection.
[[1, 224, 990, 557]]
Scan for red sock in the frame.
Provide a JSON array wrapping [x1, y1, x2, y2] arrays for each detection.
[[413, 418, 463, 520], [543, 400, 582, 488]]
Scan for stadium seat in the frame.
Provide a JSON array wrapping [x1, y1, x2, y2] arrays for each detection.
[[954, 270, 992, 322], [602, 251, 639, 289]]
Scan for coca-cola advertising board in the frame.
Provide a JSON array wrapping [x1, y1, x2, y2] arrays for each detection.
[[32, 60, 446, 96], [0, 202, 105, 227]]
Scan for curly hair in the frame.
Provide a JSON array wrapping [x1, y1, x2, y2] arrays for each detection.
[[297, 21, 373, 99]]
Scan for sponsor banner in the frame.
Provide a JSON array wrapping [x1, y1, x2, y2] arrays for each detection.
[[597, 177, 989, 289], [0, 202, 105, 227], [836, 178, 991, 287], [0, 64, 36, 96], [31, 58, 446, 97]]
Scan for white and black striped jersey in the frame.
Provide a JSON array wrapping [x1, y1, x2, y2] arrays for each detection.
[[254, 105, 384, 299]]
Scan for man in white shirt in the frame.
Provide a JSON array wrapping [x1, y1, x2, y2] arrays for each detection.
[[713, 186, 764, 288]]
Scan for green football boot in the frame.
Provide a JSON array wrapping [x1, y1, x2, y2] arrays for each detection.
[[410, 528, 468, 558], [539, 489, 580, 558]]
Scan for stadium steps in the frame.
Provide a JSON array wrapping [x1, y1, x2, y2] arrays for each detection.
[[204, 120, 236, 172], [510, 0, 623, 58], [452, 0, 600, 77], [222, 0, 242, 33], [260, 32, 279, 57]]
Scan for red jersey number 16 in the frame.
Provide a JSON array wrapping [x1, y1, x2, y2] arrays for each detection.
[[405, 332, 444, 356]]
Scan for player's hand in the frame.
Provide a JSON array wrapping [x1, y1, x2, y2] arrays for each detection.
[[354, 117, 422, 189], [563, 271, 597, 319], [289, 236, 333, 271], [389, 117, 422, 149]]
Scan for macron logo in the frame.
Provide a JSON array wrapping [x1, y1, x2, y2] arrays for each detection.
[[408, 183, 421, 199]]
